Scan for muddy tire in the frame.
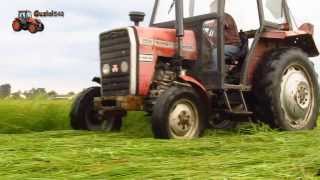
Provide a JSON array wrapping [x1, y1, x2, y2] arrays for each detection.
[[70, 87, 122, 131], [12, 20, 21, 32], [151, 86, 207, 139], [254, 48, 319, 130], [28, 24, 37, 34]]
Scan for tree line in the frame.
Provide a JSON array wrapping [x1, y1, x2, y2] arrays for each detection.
[[0, 84, 76, 100]]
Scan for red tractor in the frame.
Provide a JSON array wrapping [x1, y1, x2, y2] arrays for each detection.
[[70, 0, 319, 139], [12, 10, 44, 34]]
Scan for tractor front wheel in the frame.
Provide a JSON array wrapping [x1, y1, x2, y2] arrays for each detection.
[[151, 86, 206, 139], [12, 20, 21, 32], [28, 24, 37, 34], [70, 87, 122, 131], [254, 48, 319, 130]]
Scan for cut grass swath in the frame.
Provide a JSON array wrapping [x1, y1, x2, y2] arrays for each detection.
[[0, 100, 319, 179]]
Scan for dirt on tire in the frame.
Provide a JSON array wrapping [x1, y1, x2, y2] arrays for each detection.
[[253, 48, 319, 130]]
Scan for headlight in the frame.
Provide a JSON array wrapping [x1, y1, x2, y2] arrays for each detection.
[[102, 64, 110, 75], [120, 61, 129, 73]]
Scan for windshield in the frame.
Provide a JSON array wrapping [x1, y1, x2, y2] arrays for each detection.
[[152, 0, 287, 27], [18, 12, 26, 19], [26, 11, 32, 18], [262, 0, 286, 24], [18, 11, 32, 19], [153, 0, 219, 24]]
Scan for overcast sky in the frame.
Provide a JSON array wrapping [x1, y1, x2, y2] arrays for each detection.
[[0, 0, 319, 93]]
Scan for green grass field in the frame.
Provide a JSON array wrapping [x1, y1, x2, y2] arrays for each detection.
[[0, 100, 319, 179]]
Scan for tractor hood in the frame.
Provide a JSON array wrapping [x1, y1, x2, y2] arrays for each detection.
[[134, 26, 198, 61]]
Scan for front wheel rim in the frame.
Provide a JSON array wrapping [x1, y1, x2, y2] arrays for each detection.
[[85, 107, 114, 131], [280, 64, 315, 129], [168, 99, 200, 139]]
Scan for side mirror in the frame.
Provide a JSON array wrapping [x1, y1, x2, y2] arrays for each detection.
[[129, 11, 145, 26]]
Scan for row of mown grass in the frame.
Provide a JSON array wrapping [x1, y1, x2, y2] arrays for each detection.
[[0, 99, 152, 137], [0, 100, 319, 179], [0, 100, 71, 133]]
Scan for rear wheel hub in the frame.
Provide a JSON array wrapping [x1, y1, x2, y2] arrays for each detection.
[[281, 65, 313, 128]]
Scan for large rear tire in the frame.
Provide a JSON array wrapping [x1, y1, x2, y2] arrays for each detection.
[[28, 24, 37, 34], [254, 48, 319, 130], [70, 87, 122, 131], [38, 23, 44, 32], [151, 86, 207, 139]]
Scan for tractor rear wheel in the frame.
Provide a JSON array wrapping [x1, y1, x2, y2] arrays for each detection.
[[28, 24, 37, 34], [38, 22, 44, 32], [151, 86, 206, 139], [254, 48, 319, 130], [70, 87, 122, 131], [12, 20, 21, 32]]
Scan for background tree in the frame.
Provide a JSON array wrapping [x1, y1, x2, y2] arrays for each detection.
[[47, 91, 58, 98], [11, 91, 22, 99], [67, 92, 75, 96], [0, 84, 11, 99], [23, 88, 48, 99]]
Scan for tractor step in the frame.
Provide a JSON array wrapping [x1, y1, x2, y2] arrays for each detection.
[[224, 83, 252, 91], [221, 89, 253, 119], [224, 110, 253, 117]]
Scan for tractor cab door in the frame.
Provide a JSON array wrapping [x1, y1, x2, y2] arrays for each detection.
[[196, 0, 259, 90], [185, 0, 225, 90], [182, 0, 260, 90], [202, 0, 292, 89]]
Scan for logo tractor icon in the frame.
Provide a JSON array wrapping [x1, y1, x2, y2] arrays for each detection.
[[12, 10, 44, 34]]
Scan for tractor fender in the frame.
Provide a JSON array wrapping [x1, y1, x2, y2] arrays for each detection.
[[179, 75, 209, 99], [261, 25, 319, 57]]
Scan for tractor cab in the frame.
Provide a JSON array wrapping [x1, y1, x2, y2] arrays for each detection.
[[18, 10, 32, 20], [150, 0, 295, 89]]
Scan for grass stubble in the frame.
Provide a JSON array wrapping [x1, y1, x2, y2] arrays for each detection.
[[0, 100, 319, 179]]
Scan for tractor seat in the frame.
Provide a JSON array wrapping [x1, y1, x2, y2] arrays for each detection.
[[226, 30, 249, 65]]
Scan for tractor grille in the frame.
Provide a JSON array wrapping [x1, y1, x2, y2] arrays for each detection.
[[100, 29, 131, 96]]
